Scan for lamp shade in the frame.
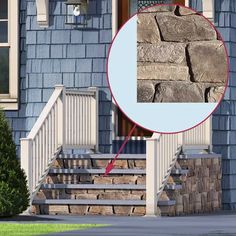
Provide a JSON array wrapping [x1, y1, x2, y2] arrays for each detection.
[[65, 0, 89, 27]]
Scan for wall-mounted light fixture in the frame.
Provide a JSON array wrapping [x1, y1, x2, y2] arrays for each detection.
[[65, 0, 89, 27]]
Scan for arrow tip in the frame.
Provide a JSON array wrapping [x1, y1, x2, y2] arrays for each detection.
[[104, 163, 114, 176]]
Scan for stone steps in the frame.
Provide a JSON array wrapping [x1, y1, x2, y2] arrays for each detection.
[[33, 153, 187, 216]]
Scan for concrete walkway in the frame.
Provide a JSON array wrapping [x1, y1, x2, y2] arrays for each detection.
[[1, 212, 236, 236]]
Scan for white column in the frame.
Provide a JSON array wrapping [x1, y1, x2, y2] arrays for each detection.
[[112, 0, 118, 38], [146, 138, 158, 216], [88, 87, 99, 152], [206, 117, 213, 152], [20, 138, 33, 197], [55, 85, 65, 147]]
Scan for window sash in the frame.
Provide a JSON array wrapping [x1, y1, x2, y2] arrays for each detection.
[[0, 0, 19, 110]]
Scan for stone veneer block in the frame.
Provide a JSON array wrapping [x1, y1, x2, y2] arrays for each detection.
[[207, 87, 225, 102], [137, 13, 161, 43], [137, 42, 186, 64], [154, 82, 204, 103], [187, 41, 227, 84], [178, 6, 196, 15], [114, 206, 133, 215], [137, 63, 190, 81], [69, 206, 88, 214], [88, 206, 113, 215], [155, 13, 217, 42], [137, 81, 155, 103]]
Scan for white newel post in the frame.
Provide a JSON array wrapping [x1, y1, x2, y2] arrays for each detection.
[[20, 138, 33, 197], [88, 87, 99, 153], [55, 85, 65, 147], [206, 117, 212, 151], [178, 132, 184, 146], [146, 138, 158, 216]]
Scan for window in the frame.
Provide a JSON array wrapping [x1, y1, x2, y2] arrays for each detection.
[[0, 0, 19, 110]]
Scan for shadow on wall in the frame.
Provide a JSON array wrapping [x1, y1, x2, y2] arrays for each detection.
[[49, 0, 102, 31]]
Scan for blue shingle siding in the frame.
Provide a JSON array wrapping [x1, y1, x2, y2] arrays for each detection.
[[212, 0, 236, 210], [20, 0, 112, 153], [189, 0, 202, 12]]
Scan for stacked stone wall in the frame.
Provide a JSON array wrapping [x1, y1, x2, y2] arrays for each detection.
[[137, 5, 227, 103]]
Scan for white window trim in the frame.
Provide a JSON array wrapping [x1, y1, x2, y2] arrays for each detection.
[[0, 0, 19, 110]]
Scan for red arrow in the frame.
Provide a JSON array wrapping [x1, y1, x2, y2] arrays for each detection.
[[104, 124, 137, 176]]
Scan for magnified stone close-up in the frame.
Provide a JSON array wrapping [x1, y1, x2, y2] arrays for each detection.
[[137, 5, 228, 103]]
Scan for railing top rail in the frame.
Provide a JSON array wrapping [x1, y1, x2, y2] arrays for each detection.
[[147, 133, 161, 141], [65, 90, 96, 96], [27, 85, 64, 140]]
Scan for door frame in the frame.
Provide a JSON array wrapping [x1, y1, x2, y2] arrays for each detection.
[[112, 0, 143, 140]]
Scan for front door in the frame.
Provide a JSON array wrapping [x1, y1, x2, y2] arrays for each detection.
[[116, 0, 187, 137]]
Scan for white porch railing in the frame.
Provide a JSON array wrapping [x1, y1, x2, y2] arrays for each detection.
[[20, 85, 99, 202], [146, 118, 212, 216]]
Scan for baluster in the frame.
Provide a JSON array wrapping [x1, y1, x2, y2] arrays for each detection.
[[75, 94, 77, 145], [72, 94, 75, 145], [52, 106, 55, 156], [48, 112, 52, 161], [85, 95, 88, 145], [42, 123, 46, 172], [54, 101, 58, 149], [38, 129, 42, 180], [32, 140, 35, 191], [45, 117, 48, 168], [82, 95, 84, 146], [79, 95, 82, 145]]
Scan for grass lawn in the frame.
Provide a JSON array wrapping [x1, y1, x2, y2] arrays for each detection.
[[0, 223, 106, 236]]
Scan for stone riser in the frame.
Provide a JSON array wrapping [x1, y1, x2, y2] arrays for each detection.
[[32, 205, 176, 216], [33, 205, 147, 216], [45, 174, 146, 185], [35, 189, 146, 201], [32, 200, 221, 216], [53, 159, 146, 169]]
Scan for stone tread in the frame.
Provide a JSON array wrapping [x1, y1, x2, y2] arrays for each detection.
[[48, 169, 145, 174], [58, 154, 146, 160], [41, 184, 146, 190], [40, 183, 182, 190], [182, 145, 209, 151], [48, 168, 188, 175], [32, 199, 176, 206]]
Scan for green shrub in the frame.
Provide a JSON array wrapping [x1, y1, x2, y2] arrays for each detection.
[[0, 110, 29, 217]]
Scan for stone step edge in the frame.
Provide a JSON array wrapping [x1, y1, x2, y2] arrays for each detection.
[[181, 145, 209, 151], [179, 153, 221, 159], [48, 168, 188, 175], [58, 154, 146, 160], [40, 183, 182, 190], [32, 199, 176, 206]]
